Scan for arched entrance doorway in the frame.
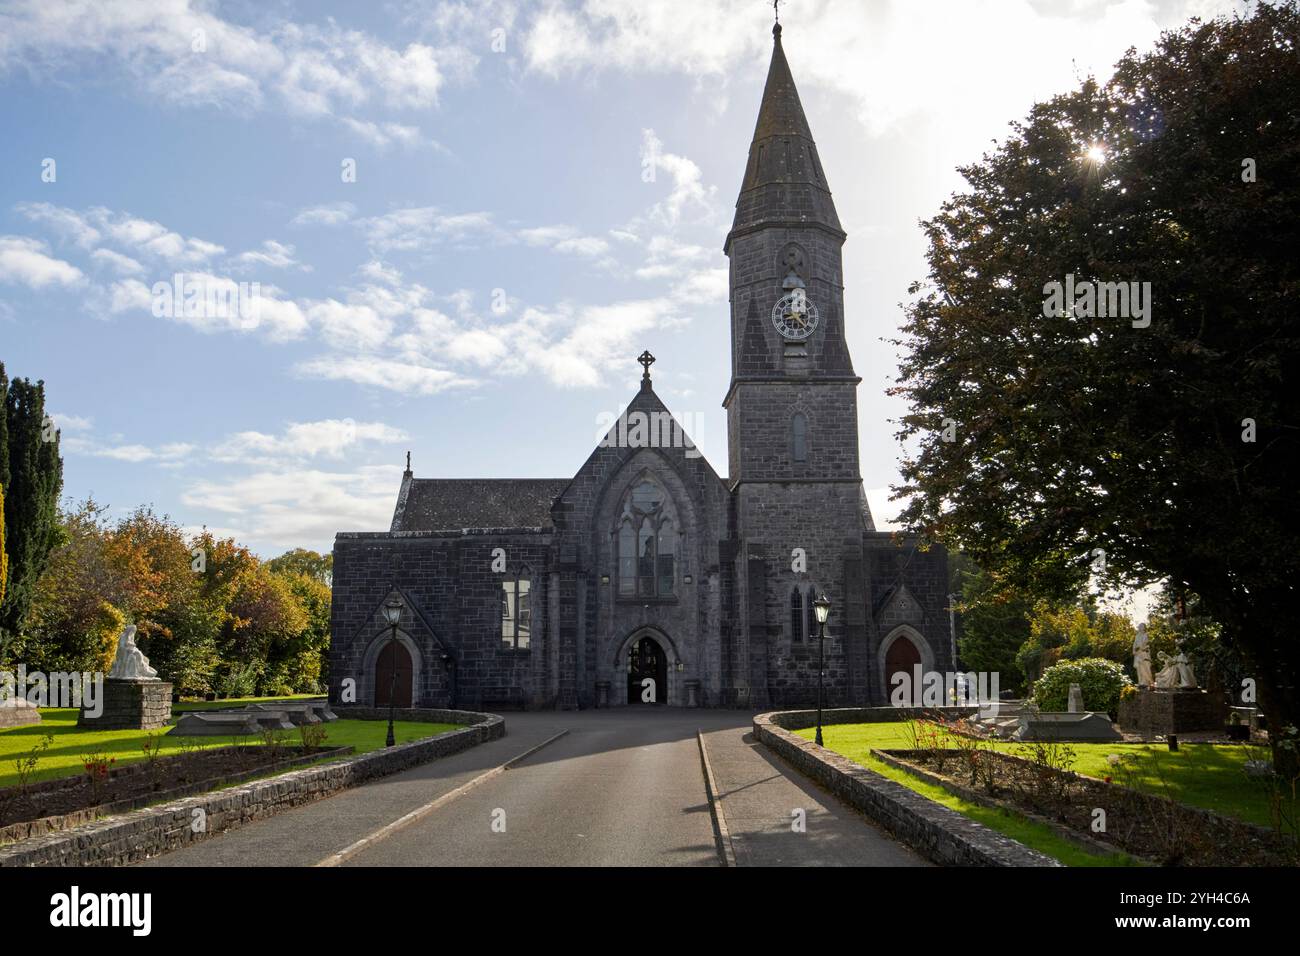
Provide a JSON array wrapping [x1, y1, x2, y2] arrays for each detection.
[[626, 635, 667, 705], [884, 633, 922, 697], [374, 640, 414, 707]]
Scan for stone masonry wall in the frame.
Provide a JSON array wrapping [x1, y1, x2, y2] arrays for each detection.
[[754, 709, 1057, 867]]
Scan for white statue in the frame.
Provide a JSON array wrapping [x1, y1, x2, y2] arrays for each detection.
[[1133, 623, 1154, 687], [1153, 649, 1197, 690], [108, 625, 159, 681]]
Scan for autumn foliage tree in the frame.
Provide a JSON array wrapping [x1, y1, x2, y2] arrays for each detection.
[[26, 501, 331, 696], [893, 4, 1300, 769]]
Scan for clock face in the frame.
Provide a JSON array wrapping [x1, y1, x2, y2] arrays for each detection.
[[771, 290, 819, 340]]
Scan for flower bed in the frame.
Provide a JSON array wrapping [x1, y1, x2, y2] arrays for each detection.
[[0, 743, 351, 843], [876, 745, 1293, 866]]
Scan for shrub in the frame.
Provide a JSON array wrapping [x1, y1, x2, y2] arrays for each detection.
[[217, 661, 259, 698], [1030, 657, 1133, 717]]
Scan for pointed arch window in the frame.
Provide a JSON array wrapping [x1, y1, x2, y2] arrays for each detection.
[[790, 588, 804, 642], [615, 479, 678, 599]]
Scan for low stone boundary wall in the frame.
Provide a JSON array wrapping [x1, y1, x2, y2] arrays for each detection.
[[0, 710, 503, 867], [0, 745, 354, 845], [753, 710, 1058, 867]]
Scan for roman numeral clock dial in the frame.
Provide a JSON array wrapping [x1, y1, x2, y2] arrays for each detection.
[[772, 288, 819, 340]]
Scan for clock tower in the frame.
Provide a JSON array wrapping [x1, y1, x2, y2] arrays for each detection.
[[724, 22, 875, 708]]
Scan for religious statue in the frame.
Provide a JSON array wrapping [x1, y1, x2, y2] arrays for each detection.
[[108, 624, 160, 681], [1153, 648, 1197, 690], [1132, 623, 1154, 687]]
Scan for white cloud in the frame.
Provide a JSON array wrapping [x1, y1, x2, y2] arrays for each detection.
[[78, 441, 196, 464], [359, 259, 402, 285], [179, 465, 402, 546], [0, 1, 479, 137], [48, 411, 93, 432], [90, 248, 144, 275], [0, 235, 83, 288], [212, 418, 408, 464], [339, 117, 432, 150], [357, 206, 500, 253], [234, 239, 302, 270], [520, 0, 1246, 146], [291, 202, 356, 227], [638, 128, 716, 227], [19, 204, 225, 266], [15, 201, 101, 247], [294, 354, 479, 395], [305, 298, 393, 351]]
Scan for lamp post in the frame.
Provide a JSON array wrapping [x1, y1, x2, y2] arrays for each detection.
[[813, 592, 831, 747], [381, 597, 403, 747]]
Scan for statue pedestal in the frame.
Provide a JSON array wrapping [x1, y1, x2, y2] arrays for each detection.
[[685, 679, 701, 708], [79, 679, 173, 730], [1118, 687, 1224, 737]]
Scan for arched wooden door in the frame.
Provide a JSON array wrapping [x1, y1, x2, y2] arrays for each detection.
[[885, 634, 922, 696], [374, 640, 414, 707]]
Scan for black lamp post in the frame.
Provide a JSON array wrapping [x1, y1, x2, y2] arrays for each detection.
[[381, 597, 403, 747], [813, 592, 832, 747]]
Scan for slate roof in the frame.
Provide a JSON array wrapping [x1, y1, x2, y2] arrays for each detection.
[[729, 24, 842, 239], [393, 478, 570, 532]]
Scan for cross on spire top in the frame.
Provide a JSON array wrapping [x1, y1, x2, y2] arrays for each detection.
[[637, 349, 655, 388]]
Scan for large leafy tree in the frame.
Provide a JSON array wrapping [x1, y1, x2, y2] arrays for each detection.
[[893, 4, 1300, 769], [0, 362, 64, 641], [266, 547, 333, 587]]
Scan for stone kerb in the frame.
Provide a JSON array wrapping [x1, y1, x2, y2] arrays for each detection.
[[0, 711, 505, 867], [753, 709, 1059, 867]]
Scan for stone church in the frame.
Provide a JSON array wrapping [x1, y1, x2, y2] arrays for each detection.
[[329, 23, 953, 712]]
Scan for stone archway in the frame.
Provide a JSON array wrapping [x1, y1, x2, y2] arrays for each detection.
[[878, 625, 935, 706], [362, 630, 423, 707], [626, 634, 668, 705], [612, 627, 681, 706]]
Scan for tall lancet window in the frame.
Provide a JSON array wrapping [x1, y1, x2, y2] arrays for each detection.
[[618, 520, 636, 596], [792, 413, 808, 462], [615, 479, 678, 599]]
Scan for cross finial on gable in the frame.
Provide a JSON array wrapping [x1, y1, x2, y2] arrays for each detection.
[[637, 349, 656, 389]]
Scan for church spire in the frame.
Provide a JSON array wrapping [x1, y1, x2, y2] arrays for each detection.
[[726, 21, 842, 250]]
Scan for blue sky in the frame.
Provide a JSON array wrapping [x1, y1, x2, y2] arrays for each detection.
[[0, 0, 1250, 576]]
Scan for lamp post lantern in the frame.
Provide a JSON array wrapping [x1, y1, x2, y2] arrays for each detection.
[[813, 593, 831, 747], [381, 597, 403, 747]]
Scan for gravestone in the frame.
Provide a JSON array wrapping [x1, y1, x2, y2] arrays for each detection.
[[1067, 683, 1085, 714], [1014, 711, 1122, 742], [169, 712, 262, 736], [0, 698, 42, 728], [250, 701, 335, 725]]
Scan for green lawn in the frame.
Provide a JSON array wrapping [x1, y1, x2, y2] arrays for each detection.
[[0, 707, 461, 789], [796, 721, 1275, 866]]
